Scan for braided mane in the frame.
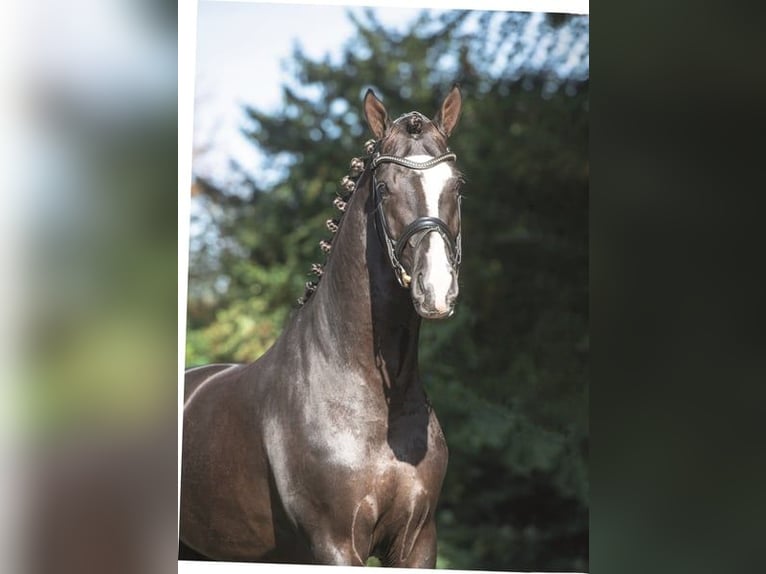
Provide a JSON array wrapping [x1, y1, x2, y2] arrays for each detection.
[[297, 138, 378, 306]]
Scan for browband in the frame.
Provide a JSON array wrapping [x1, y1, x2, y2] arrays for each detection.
[[370, 152, 456, 171]]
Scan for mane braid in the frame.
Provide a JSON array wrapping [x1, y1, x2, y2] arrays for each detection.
[[296, 140, 376, 306]]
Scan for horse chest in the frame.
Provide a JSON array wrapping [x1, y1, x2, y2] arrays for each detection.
[[357, 414, 447, 552], [358, 457, 441, 564], [264, 379, 447, 564], [310, 400, 446, 481]]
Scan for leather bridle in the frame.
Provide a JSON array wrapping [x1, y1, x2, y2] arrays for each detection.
[[370, 151, 462, 288]]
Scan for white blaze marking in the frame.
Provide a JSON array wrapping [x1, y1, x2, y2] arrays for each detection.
[[407, 155, 455, 311], [406, 155, 453, 217]]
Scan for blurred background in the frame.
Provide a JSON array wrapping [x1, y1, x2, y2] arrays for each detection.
[[188, 3, 588, 571], [2, 0, 177, 573]]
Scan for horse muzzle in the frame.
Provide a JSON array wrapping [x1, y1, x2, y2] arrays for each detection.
[[411, 270, 458, 319], [410, 234, 459, 319]]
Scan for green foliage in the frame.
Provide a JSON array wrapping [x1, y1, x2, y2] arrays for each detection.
[[188, 9, 588, 571]]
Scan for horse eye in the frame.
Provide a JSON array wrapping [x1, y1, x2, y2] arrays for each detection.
[[376, 182, 390, 196]]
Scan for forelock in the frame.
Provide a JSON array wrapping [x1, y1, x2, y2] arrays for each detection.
[[382, 112, 448, 156]]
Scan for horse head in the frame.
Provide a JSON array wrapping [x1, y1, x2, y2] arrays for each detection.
[[364, 86, 464, 319]]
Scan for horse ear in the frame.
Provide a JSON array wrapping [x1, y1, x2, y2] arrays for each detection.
[[433, 84, 462, 137], [364, 89, 390, 140]]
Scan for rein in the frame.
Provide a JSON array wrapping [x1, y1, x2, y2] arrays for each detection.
[[371, 151, 462, 288]]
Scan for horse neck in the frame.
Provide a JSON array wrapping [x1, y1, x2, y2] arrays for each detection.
[[305, 171, 422, 394]]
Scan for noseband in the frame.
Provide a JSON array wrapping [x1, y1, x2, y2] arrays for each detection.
[[371, 151, 462, 288]]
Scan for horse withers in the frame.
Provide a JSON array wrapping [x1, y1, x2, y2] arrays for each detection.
[[180, 86, 464, 567]]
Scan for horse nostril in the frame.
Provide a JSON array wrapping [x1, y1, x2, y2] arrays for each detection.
[[416, 272, 426, 295], [448, 276, 459, 300]]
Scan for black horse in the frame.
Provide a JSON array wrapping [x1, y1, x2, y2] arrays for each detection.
[[180, 86, 464, 567]]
